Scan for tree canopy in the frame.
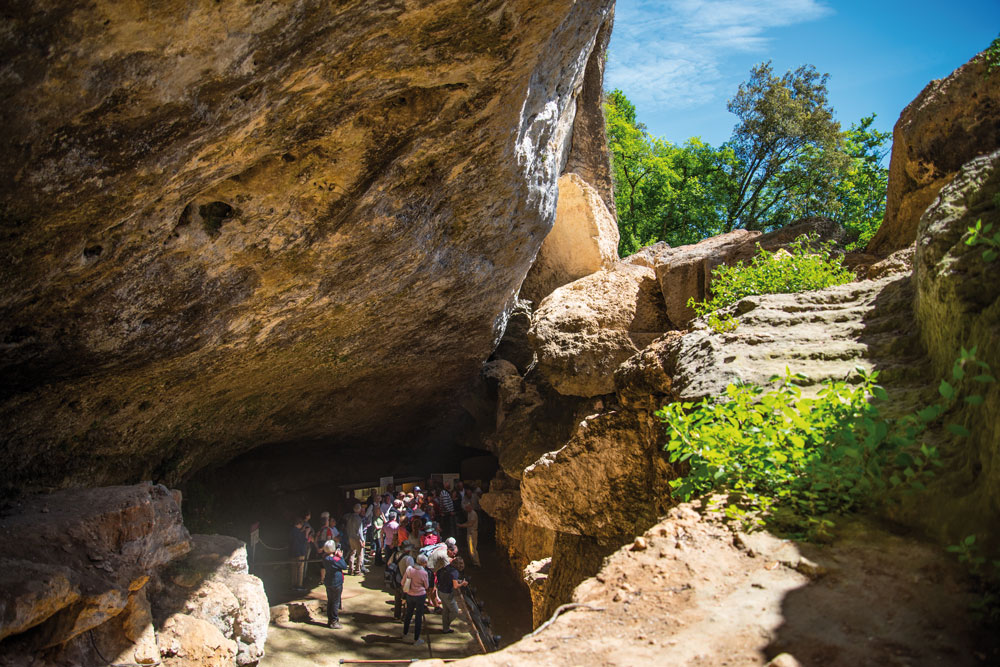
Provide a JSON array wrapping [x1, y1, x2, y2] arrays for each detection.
[[604, 63, 891, 256], [605, 90, 735, 255], [721, 62, 848, 232]]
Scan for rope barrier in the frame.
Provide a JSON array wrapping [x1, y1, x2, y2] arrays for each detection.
[[254, 535, 287, 551]]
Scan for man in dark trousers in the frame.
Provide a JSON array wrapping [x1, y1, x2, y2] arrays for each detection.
[[321, 541, 348, 629], [436, 556, 468, 633], [289, 517, 310, 591]]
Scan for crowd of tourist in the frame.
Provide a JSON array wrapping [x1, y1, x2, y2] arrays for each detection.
[[287, 479, 484, 641]]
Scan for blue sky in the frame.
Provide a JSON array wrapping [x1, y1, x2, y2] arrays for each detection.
[[606, 0, 1000, 145]]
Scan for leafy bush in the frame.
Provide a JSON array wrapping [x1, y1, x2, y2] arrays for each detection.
[[655, 348, 995, 536], [984, 33, 1000, 75], [688, 234, 855, 332]]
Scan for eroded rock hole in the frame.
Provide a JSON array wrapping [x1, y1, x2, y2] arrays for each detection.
[[199, 201, 235, 237]]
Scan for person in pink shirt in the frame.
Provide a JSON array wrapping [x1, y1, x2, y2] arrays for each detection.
[[381, 511, 401, 563], [401, 554, 430, 645]]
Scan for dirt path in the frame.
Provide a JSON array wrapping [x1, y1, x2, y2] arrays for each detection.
[[261, 568, 480, 666], [455, 501, 995, 667]]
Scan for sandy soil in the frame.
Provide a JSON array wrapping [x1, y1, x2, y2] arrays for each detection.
[[453, 501, 996, 667]]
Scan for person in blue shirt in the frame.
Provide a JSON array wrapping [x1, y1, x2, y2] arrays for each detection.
[[321, 541, 348, 629], [289, 518, 310, 591]]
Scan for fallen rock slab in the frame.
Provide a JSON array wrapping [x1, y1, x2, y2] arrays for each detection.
[[0, 483, 189, 652]]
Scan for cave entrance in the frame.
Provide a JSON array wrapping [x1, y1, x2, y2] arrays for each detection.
[[181, 441, 531, 663]]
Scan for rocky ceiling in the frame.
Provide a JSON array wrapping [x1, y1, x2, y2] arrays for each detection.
[[0, 0, 615, 494]]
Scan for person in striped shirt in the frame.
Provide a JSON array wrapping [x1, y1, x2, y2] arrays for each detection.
[[438, 486, 456, 538]]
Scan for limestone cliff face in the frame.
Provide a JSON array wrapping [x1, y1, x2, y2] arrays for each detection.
[[867, 50, 1000, 256], [0, 0, 615, 492], [911, 149, 1000, 550]]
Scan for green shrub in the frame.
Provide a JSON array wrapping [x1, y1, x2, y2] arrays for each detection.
[[984, 33, 1000, 75], [655, 348, 995, 536], [688, 234, 855, 332]]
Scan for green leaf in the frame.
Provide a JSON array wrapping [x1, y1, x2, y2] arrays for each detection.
[[965, 395, 984, 406], [947, 424, 971, 438], [938, 380, 955, 400], [952, 364, 965, 381], [984, 249, 998, 262], [917, 405, 942, 422], [964, 535, 977, 546], [974, 374, 997, 384]]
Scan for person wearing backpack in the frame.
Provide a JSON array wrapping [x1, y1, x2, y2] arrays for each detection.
[[401, 553, 430, 645], [390, 543, 415, 620]]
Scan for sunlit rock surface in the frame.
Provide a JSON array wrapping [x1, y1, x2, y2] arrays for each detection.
[[529, 263, 670, 397], [867, 49, 1000, 255], [0, 0, 615, 493], [520, 172, 620, 305]]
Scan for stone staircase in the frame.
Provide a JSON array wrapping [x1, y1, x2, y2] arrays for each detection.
[[668, 272, 934, 415]]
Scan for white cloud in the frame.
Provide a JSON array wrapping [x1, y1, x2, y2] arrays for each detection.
[[606, 0, 832, 110]]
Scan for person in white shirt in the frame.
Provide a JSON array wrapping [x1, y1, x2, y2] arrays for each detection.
[[456, 501, 480, 566]]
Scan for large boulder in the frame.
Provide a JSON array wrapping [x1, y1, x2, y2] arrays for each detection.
[[520, 173, 621, 305], [0, 484, 268, 665], [157, 613, 237, 667], [0, 484, 190, 652], [529, 264, 670, 397], [613, 332, 683, 411], [868, 50, 1000, 255], [152, 534, 269, 665], [515, 409, 673, 621], [0, 0, 616, 493], [912, 149, 1000, 548], [518, 410, 673, 539], [481, 362, 593, 481], [651, 229, 760, 327]]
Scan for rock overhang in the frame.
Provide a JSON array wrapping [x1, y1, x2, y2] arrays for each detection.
[[0, 0, 617, 494]]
